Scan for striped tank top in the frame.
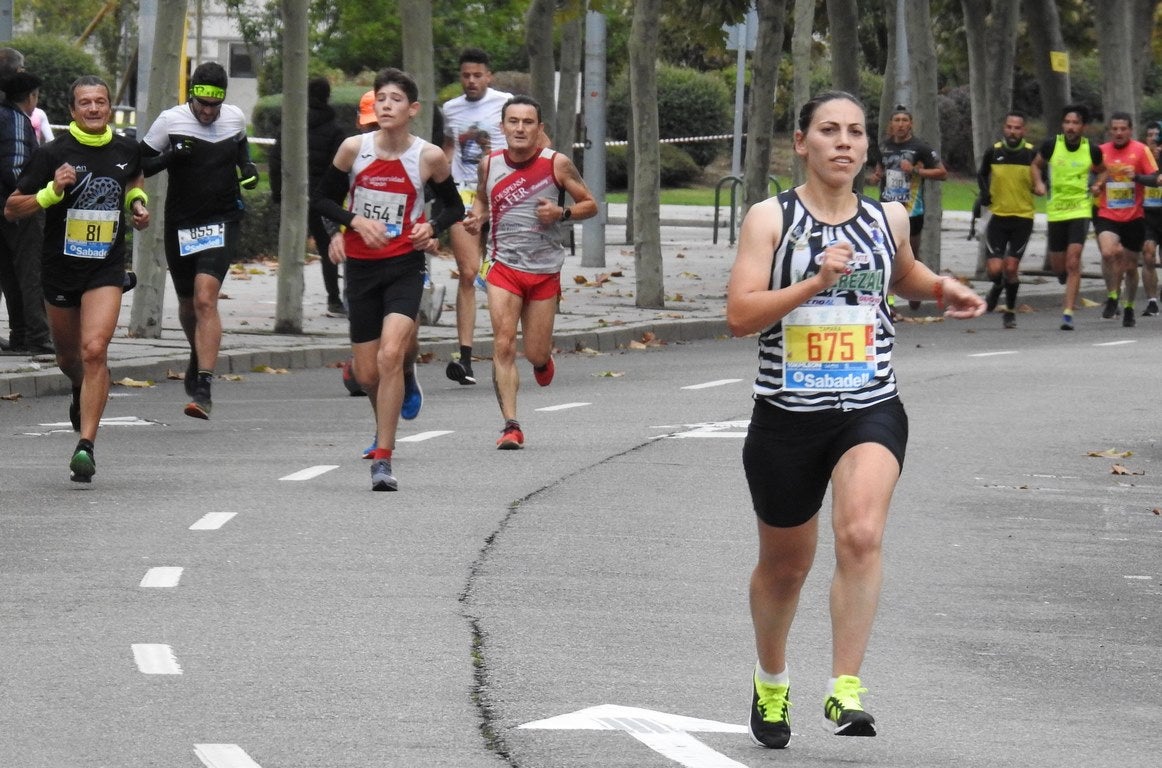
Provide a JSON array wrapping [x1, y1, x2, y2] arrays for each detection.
[[752, 190, 900, 412]]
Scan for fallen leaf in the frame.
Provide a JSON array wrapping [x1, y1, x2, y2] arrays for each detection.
[[1111, 464, 1144, 475], [418, 351, 436, 364], [610, 270, 624, 277], [115, 377, 154, 388], [1079, 297, 1100, 308], [1, 392, 21, 401], [573, 274, 588, 284], [1152, 508, 1161, 515], [669, 293, 685, 302], [450, 269, 461, 279], [595, 370, 624, 377], [165, 369, 183, 380], [641, 331, 656, 344], [222, 374, 244, 382], [247, 267, 266, 275], [679, 271, 701, 279], [574, 345, 601, 355], [1088, 449, 1133, 458], [675, 252, 686, 259], [252, 365, 288, 374], [628, 340, 647, 349]]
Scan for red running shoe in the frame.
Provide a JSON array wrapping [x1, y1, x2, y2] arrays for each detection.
[[533, 357, 555, 387]]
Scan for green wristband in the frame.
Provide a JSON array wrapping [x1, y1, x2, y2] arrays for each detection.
[[124, 187, 148, 212], [36, 181, 64, 209]]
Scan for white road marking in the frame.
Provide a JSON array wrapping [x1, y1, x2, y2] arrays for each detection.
[[279, 465, 339, 481], [968, 351, 1018, 358], [1095, 340, 1137, 347], [132, 644, 182, 674], [535, 402, 591, 412], [521, 704, 747, 768], [190, 512, 236, 531], [652, 420, 749, 440], [397, 430, 455, 442], [1124, 574, 1152, 580], [140, 567, 183, 588], [39, 416, 158, 428], [681, 379, 742, 390], [194, 744, 263, 768]]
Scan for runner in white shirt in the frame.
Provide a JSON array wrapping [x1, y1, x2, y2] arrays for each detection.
[[441, 47, 512, 386]]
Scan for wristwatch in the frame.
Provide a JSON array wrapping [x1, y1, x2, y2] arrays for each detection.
[[560, 207, 572, 222]]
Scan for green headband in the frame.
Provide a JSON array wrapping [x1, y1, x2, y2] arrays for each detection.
[[190, 84, 225, 100]]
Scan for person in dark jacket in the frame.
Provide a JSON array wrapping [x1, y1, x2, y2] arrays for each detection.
[[269, 76, 347, 315], [0, 68, 52, 356]]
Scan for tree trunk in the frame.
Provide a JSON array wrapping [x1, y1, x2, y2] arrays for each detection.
[[743, 0, 786, 212], [629, 0, 663, 308], [128, 0, 189, 339], [826, 0, 861, 188], [826, 0, 859, 93], [400, 0, 435, 143], [273, 0, 308, 335], [1093, 0, 1138, 122], [1131, 0, 1159, 127], [905, 0, 942, 271], [554, 2, 585, 154], [526, 0, 557, 134], [878, 0, 898, 140], [1025, 0, 1070, 129], [962, 0, 1020, 172], [791, 0, 815, 186]]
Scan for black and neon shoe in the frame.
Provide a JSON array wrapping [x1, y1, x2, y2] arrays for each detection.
[[824, 675, 876, 737], [749, 671, 791, 749], [69, 442, 95, 484]]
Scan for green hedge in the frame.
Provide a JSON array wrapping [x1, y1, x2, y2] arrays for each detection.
[[6, 35, 104, 126], [603, 143, 702, 190], [607, 65, 731, 168]]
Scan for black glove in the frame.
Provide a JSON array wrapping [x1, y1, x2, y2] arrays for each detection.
[[239, 162, 259, 190]]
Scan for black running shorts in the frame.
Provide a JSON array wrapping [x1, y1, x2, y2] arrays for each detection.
[[164, 220, 240, 298], [743, 396, 909, 528], [345, 251, 425, 344]]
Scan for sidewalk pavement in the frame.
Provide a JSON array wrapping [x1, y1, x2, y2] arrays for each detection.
[[0, 204, 1110, 400]]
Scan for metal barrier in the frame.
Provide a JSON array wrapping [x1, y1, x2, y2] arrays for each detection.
[[713, 175, 783, 245]]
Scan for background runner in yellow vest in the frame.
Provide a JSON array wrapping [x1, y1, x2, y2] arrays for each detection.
[[1032, 104, 1104, 330], [977, 111, 1037, 329], [1141, 121, 1162, 316]]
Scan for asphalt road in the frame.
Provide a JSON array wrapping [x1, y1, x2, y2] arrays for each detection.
[[2, 309, 1160, 767]]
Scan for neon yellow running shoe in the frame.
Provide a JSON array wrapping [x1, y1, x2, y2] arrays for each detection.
[[749, 672, 791, 749], [824, 674, 876, 737]]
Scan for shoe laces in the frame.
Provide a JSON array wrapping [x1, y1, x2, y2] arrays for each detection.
[[829, 675, 867, 712], [754, 678, 790, 722]]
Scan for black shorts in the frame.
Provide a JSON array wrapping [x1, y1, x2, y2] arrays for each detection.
[[164, 220, 240, 298], [909, 215, 924, 236], [1093, 215, 1146, 252], [743, 396, 908, 528], [1046, 218, 1090, 252], [42, 255, 125, 308], [985, 215, 1035, 260], [1144, 209, 1162, 243], [345, 251, 426, 344]]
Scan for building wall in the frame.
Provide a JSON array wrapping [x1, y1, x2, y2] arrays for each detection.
[[185, 1, 262, 122]]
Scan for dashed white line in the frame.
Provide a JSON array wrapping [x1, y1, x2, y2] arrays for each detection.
[[279, 465, 339, 481], [968, 351, 1018, 358], [132, 643, 182, 674], [1095, 340, 1137, 347], [194, 744, 263, 768], [190, 512, 236, 531], [398, 430, 455, 442], [140, 567, 183, 588], [681, 379, 742, 390], [535, 402, 591, 412]]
